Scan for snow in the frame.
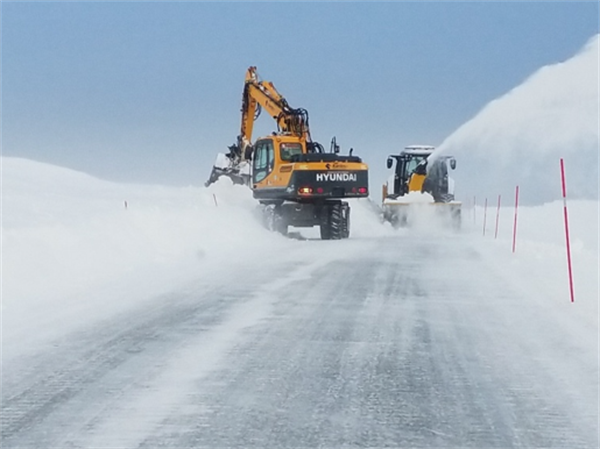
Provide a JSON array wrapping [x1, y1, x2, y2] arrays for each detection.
[[2, 155, 597, 361], [0, 159, 396, 359], [432, 34, 599, 205], [1, 32, 598, 446], [383, 191, 435, 204], [1, 161, 275, 359]]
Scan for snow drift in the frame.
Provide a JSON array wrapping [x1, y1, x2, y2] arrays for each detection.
[[1, 156, 392, 357]]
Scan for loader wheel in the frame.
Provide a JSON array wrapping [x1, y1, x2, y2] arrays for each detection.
[[390, 211, 408, 229], [451, 207, 461, 231]]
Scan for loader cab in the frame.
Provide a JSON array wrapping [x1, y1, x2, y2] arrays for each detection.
[[386, 151, 430, 197], [424, 156, 457, 202]]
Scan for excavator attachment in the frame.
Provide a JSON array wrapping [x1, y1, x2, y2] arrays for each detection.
[[205, 143, 251, 187]]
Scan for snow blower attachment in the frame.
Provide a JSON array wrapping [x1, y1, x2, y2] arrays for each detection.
[[206, 66, 369, 239], [382, 145, 461, 229]]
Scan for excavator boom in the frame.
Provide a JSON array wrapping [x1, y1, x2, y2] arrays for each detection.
[[239, 67, 310, 157]]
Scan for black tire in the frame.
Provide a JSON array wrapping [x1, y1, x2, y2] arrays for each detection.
[[329, 203, 343, 240], [390, 209, 408, 228], [320, 207, 332, 240], [451, 207, 461, 231], [274, 214, 288, 235], [390, 213, 402, 229], [320, 203, 342, 240], [341, 202, 350, 239], [264, 205, 288, 236]]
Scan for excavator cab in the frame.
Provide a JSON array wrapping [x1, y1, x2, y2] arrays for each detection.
[[280, 142, 303, 161]]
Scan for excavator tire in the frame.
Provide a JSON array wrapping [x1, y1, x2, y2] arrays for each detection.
[[319, 208, 332, 240], [320, 202, 343, 240], [263, 204, 288, 236], [273, 215, 288, 236], [341, 202, 350, 239]]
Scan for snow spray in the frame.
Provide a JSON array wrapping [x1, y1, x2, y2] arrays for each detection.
[[560, 158, 575, 302]]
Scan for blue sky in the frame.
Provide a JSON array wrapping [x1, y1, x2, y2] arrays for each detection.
[[2, 1, 598, 189]]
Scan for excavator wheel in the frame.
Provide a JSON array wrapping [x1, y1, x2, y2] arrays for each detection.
[[320, 202, 343, 240], [273, 215, 288, 235], [263, 204, 288, 236], [319, 206, 331, 240], [341, 202, 350, 239]]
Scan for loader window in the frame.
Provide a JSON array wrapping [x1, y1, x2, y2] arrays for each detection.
[[406, 156, 427, 174], [253, 139, 274, 183], [280, 143, 303, 161]]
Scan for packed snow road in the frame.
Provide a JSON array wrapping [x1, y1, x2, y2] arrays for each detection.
[[2, 232, 597, 448]]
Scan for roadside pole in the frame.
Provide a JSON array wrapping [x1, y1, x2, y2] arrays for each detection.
[[494, 194, 501, 239], [483, 197, 488, 236], [512, 186, 519, 253], [560, 159, 575, 303]]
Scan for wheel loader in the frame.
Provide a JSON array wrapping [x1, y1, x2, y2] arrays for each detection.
[[206, 66, 369, 240], [382, 145, 461, 229]]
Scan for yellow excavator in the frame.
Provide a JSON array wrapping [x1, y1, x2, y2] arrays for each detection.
[[206, 66, 369, 239]]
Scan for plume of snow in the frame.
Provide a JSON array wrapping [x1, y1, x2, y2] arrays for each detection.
[[432, 35, 599, 205]]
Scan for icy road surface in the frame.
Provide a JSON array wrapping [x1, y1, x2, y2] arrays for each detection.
[[2, 233, 597, 448]]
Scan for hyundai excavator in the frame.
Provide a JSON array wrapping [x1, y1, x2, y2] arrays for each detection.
[[206, 66, 369, 240], [382, 145, 461, 228]]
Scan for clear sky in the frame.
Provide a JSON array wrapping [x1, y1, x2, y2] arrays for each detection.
[[2, 1, 599, 190]]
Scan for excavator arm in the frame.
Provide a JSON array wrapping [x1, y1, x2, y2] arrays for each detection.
[[239, 66, 311, 156], [206, 66, 313, 186]]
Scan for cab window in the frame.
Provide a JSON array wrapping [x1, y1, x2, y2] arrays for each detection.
[[406, 156, 426, 174], [253, 139, 274, 183], [280, 142, 303, 161]]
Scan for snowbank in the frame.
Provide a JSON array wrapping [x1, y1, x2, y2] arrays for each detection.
[[1, 157, 397, 356]]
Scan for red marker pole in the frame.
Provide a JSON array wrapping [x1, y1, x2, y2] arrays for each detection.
[[560, 159, 575, 303], [494, 194, 501, 239], [482, 198, 488, 236], [512, 186, 519, 253]]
